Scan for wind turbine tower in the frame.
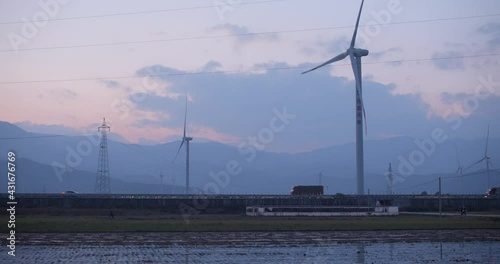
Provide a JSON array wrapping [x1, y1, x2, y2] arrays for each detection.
[[173, 96, 193, 195], [302, 0, 369, 194], [159, 171, 164, 194], [95, 118, 111, 194], [455, 144, 464, 194], [386, 163, 394, 195]]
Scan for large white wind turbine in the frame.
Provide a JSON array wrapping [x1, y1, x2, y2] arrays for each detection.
[[466, 126, 492, 189], [302, 0, 368, 194], [173, 96, 193, 195]]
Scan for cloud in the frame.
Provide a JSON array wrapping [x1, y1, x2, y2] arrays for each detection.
[[369, 47, 402, 60], [53, 89, 78, 100], [128, 62, 442, 152], [200, 60, 222, 72], [210, 23, 279, 45], [100, 79, 120, 89], [135, 64, 188, 93], [440, 92, 469, 104], [133, 64, 188, 98], [47, 88, 78, 105], [136, 64, 185, 81], [477, 22, 500, 49], [432, 51, 465, 70], [300, 36, 350, 58]]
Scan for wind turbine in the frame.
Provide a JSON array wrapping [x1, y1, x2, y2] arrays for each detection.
[[173, 96, 193, 195], [454, 143, 464, 194], [466, 126, 492, 189], [385, 163, 394, 195], [159, 171, 164, 194], [302, 0, 368, 194], [455, 144, 464, 175]]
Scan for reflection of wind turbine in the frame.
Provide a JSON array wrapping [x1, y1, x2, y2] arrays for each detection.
[[466, 126, 492, 189], [302, 0, 368, 194], [173, 96, 193, 194]]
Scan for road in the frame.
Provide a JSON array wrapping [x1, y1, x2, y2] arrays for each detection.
[[400, 212, 500, 218]]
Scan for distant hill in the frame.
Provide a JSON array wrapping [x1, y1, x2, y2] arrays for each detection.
[[0, 158, 186, 194], [0, 121, 499, 194], [0, 121, 33, 138]]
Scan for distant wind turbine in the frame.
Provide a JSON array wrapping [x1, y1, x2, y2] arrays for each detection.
[[466, 125, 492, 189], [159, 171, 164, 194], [455, 144, 464, 175], [385, 163, 394, 195], [302, 0, 369, 194], [454, 143, 464, 194], [173, 96, 193, 195]]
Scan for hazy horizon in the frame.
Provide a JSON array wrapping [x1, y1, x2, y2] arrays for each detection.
[[1, 0, 499, 153]]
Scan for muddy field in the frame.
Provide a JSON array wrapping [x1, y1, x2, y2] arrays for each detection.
[[1, 231, 500, 263], [7, 229, 500, 246]]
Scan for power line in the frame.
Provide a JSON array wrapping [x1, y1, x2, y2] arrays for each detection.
[[0, 133, 95, 140], [1, 3, 496, 26], [1, 13, 499, 53], [395, 178, 438, 192], [441, 168, 500, 180], [0, 53, 498, 85], [0, 0, 286, 25], [391, 169, 500, 193]]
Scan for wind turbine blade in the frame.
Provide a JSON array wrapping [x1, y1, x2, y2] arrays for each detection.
[[173, 140, 185, 162], [301, 52, 348, 74], [183, 95, 188, 138], [466, 157, 486, 170], [350, 0, 365, 48], [485, 125, 489, 157], [350, 54, 367, 134]]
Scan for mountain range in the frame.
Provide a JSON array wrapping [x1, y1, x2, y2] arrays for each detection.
[[1, 121, 499, 194]]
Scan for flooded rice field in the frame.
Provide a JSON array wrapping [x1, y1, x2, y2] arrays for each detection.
[[2, 230, 499, 263]]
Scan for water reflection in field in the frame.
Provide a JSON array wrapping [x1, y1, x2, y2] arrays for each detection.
[[6, 241, 499, 263]]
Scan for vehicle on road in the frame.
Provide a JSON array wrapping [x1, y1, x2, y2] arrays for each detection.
[[485, 187, 498, 198], [61, 190, 79, 196], [290, 185, 323, 196]]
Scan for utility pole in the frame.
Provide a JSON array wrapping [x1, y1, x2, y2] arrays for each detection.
[[95, 118, 111, 194], [172, 172, 175, 194], [438, 177, 442, 218], [159, 172, 164, 194]]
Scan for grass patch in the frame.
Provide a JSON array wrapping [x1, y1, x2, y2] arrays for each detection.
[[1, 215, 499, 233]]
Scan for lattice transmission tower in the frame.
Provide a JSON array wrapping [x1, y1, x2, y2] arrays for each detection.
[[95, 118, 111, 194]]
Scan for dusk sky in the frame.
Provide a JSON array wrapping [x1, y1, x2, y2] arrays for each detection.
[[1, 0, 499, 153]]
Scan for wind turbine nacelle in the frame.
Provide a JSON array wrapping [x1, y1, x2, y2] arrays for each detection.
[[353, 48, 369, 57]]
